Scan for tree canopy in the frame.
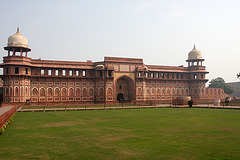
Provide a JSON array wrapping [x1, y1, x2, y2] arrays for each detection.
[[208, 77, 234, 94]]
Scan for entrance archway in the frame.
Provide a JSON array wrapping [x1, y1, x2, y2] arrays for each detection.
[[116, 75, 134, 102], [117, 93, 124, 102]]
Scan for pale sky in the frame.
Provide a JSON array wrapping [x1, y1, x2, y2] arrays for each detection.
[[0, 0, 240, 83]]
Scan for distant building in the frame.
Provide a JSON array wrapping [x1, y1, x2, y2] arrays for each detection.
[[227, 82, 240, 98], [0, 29, 228, 105]]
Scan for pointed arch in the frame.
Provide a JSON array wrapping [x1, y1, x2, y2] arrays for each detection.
[[69, 88, 74, 97], [137, 88, 142, 96], [20, 86, 24, 96], [32, 87, 38, 96], [14, 86, 19, 97], [47, 88, 53, 97], [25, 87, 28, 97], [115, 75, 134, 101], [83, 87, 87, 96], [5, 86, 9, 96], [54, 87, 60, 96], [61, 88, 67, 96], [76, 87, 81, 97], [40, 87, 45, 97], [99, 87, 104, 96], [89, 88, 94, 96]]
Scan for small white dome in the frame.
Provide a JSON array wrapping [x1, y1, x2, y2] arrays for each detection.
[[188, 45, 202, 60], [95, 64, 104, 69], [7, 28, 28, 48], [96, 64, 104, 67]]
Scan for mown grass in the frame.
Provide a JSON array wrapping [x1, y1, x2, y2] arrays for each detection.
[[21, 104, 149, 110], [0, 108, 240, 160]]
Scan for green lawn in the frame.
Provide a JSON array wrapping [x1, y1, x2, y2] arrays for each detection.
[[20, 104, 148, 110], [0, 108, 240, 160]]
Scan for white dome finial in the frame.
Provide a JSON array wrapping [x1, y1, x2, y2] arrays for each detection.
[[7, 28, 28, 48], [188, 45, 202, 60]]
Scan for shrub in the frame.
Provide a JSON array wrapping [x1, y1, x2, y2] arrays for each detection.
[[0, 128, 5, 135], [188, 100, 193, 108], [0, 114, 16, 136]]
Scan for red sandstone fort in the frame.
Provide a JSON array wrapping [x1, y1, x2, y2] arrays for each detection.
[[0, 29, 228, 105]]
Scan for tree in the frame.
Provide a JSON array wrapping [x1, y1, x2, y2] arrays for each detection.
[[208, 77, 234, 94]]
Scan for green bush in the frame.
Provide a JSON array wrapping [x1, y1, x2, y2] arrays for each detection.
[[0, 114, 16, 136], [188, 100, 193, 108], [0, 127, 5, 135]]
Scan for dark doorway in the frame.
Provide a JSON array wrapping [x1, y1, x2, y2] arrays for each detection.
[[117, 93, 124, 102]]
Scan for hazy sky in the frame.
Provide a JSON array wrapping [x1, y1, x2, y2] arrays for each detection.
[[0, 0, 240, 83]]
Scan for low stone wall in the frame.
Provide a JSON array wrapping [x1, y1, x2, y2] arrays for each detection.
[[0, 106, 17, 128]]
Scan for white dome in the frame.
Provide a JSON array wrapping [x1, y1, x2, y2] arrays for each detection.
[[96, 64, 104, 68], [188, 45, 202, 60], [7, 28, 28, 48]]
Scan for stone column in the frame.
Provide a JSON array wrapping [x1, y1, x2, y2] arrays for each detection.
[[20, 48, 23, 56], [13, 48, 15, 56]]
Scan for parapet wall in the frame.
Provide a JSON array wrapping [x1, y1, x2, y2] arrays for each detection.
[[0, 106, 17, 128]]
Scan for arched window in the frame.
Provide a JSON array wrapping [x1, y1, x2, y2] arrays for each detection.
[[176, 89, 179, 95], [15, 87, 19, 96], [107, 88, 112, 96], [83, 88, 87, 96], [5, 87, 9, 96], [162, 89, 165, 95], [137, 88, 142, 96], [151, 88, 155, 95], [40, 88, 45, 97], [20, 87, 24, 96], [99, 88, 104, 96], [10, 87, 13, 96], [25, 87, 28, 97], [89, 88, 94, 96], [69, 88, 74, 97], [32, 88, 38, 96], [76, 88, 81, 97], [157, 88, 160, 95], [48, 88, 53, 96], [146, 88, 150, 95], [167, 89, 170, 95], [55, 88, 60, 96], [62, 88, 67, 96]]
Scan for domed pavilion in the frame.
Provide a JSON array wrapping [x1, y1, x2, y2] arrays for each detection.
[[4, 27, 31, 57]]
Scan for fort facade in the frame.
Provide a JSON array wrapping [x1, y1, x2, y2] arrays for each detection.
[[0, 29, 227, 105]]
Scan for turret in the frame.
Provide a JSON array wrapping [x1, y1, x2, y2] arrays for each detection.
[[4, 27, 31, 57], [186, 45, 208, 99]]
